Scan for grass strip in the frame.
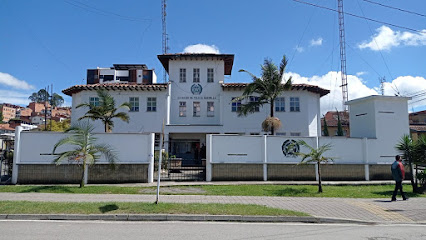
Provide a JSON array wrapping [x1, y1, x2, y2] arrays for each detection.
[[0, 184, 424, 198], [0, 201, 308, 216]]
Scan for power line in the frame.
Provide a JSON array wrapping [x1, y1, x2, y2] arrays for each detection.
[[362, 0, 426, 18], [64, 0, 152, 22], [291, 0, 424, 33]]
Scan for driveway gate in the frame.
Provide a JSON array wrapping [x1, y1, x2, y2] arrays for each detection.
[[155, 158, 206, 181]]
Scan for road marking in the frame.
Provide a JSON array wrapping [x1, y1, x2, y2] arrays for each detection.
[[348, 201, 413, 222]]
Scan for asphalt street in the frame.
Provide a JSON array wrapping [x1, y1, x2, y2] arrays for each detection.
[[1, 220, 425, 240]]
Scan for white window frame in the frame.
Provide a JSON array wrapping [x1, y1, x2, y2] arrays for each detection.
[[193, 102, 200, 117], [147, 97, 157, 112], [207, 68, 214, 83], [129, 97, 139, 112], [207, 102, 214, 117], [179, 68, 186, 83], [275, 97, 285, 112], [231, 97, 241, 112], [249, 96, 260, 112], [290, 97, 300, 112], [193, 68, 200, 83], [179, 101, 186, 117], [89, 97, 99, 107]]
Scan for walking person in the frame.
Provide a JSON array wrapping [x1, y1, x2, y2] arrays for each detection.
[[391, 155, 407, 201]]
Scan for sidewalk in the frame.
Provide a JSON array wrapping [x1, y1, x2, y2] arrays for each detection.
[[1, 190, 425, 224]]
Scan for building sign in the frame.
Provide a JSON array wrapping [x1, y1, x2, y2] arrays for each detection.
[[282, 139, 299, 157], [191, 84, 203, 95]]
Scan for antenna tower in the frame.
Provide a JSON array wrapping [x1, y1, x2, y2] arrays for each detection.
[[379, 76, 386, 95], [338, 0, 348, 111], [162, 0, 168, 83]]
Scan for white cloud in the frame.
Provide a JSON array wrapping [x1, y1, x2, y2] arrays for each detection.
[[310, 37, 323, 46], [284, 71, 378, 115], [284, 71, 426, 114], [358, 26, 426, 51], [183, 44, 220, 54], [0, 89, 32, 105], [0, 72, 35, 90], [356, 71, 367, 76], [295, 46, 304, 53]]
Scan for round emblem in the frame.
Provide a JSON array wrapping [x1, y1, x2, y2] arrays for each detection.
[[282, 139, 300, 157], [191, 84, 203, 95]]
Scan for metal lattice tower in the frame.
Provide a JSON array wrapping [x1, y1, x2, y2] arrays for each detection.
[[162, 0, 168, 83], [338, 0, 348, 111]]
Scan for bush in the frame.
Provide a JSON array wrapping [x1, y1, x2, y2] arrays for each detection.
[[154, 151, 169, 170]]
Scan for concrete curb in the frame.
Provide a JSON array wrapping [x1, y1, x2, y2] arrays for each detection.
[[0, 214, 376, 224]]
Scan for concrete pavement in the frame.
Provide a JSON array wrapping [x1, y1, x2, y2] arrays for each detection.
[[1, 190, 425, 224]]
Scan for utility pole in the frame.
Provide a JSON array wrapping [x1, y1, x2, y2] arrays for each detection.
[[338, 0, 348, 111], [50, 84, 53, 131], [162, 0, 168, 83], [44, 86, 48, 130]]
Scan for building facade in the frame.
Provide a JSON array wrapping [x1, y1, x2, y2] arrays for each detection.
[[64, 53, 329, 160]]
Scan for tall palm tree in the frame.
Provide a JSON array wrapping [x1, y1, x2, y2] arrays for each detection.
[[77, 89, 130, 133], [52, 121, 117, 188], [294, 140, 333, 193], [235, 55, 292, 135]]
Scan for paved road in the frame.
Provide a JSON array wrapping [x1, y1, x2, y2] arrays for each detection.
[[1, 220, 425, 240], [1, 192, 425, 223]]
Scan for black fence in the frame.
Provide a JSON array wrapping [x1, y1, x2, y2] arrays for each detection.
[[155, 158, 206, 181]]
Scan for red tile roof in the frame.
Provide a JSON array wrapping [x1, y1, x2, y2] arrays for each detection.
[[410, 125, 426, 132], [62, 83, 168, 96], [322, 111, 350, 127], [222, 83, 330, 97]]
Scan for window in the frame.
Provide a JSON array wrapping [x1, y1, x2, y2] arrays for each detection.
[[100, 75, 114, 81], [276, 132, 286, 136], [147, 97, 156, 112], [89, 97, 99, 107], [193, 102, 200, 117], [129, 97, 139, 112], [193, 68, 200, 82], [179, 68, 186, 83], [179, 102, 186, 117], [249, 96, 260, 112], [231, 98, 242, 112], [207, 102, 214, 117], [275, 97, 285, 112], [116, 76, 129, 81], [290, 97, 300, 112], [290, 132, 301, 136], [207, 68, 214, 82]]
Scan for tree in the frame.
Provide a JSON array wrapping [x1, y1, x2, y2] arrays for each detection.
[[52, 122, 117, 188], [294, 140, 333, 193], [28, 89, 64, 107], [38, 119, 71, 132], [395, 134, 418, 193], [336, 110, 344, 136], [0, 110, 3, 123], [77, 89, 130, 133], [323, 116, 329, 136], [235, 55, 292, 135], [51, 93, 64, 107]]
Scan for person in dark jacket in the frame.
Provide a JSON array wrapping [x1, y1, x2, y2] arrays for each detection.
[[391, 155, 407, 201]]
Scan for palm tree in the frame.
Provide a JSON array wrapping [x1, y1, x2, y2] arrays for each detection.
[[52, 121, 117, 188], [77, 89, 130, 132], [397, 134, 420, 193], [294, 140, 333, 193], [235, 55, 292, 135]]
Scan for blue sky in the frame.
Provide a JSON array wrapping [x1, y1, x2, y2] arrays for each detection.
[[1, 0, 425, 114]]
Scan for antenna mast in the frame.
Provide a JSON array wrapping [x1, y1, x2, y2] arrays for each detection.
[[162, 0, 168, 83], [379, 76, 386, 95], [338, 0, 348, 111]]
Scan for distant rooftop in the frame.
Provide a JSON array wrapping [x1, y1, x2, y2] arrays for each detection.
[[112, 64, 148, 70]]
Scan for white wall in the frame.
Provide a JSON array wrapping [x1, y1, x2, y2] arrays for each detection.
[[209, 135, 399, 165], [18, 131, 154, 164]]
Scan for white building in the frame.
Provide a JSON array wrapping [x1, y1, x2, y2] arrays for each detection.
[[64, 54, 329, 160]]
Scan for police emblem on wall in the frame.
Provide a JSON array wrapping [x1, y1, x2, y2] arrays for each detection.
[[191, 84, 203, 95], [282, 139, 300, 157]]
